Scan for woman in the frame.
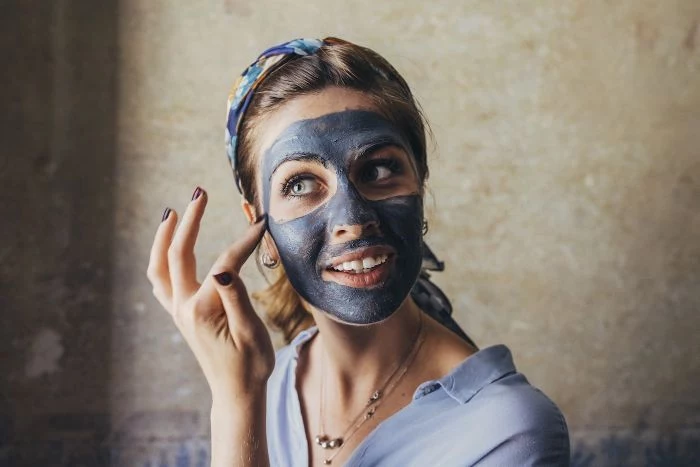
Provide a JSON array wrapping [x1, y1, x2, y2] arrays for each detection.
[[147, 37, 570, 466]]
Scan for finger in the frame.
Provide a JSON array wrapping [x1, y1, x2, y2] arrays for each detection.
[[197, 216, 267, 330], [147, 207, 178, 312], [152, 284, 172, 311], [168, 187, 207, 300], [212, 271, 259, 338], [212, 214, 267, 275]]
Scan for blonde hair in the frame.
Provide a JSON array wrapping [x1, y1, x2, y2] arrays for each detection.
[[238, 38, 430, 343]]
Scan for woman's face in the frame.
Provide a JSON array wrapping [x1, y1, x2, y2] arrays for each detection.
[[253, 87, 424, 324]]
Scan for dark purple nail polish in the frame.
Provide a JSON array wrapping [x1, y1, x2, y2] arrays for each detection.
[[161, 207, 172, 222], [191, 186, 203, 201], [214, 272, 233, 286]]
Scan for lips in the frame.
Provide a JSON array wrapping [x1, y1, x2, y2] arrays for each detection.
[[322, 257, 393, 288], [320, 244, 396, 288]]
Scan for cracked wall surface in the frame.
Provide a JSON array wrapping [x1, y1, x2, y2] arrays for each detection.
[[2, 0, 699, 465]]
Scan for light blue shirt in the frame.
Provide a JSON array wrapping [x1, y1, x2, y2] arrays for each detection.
[[266, 326, 570, 466]]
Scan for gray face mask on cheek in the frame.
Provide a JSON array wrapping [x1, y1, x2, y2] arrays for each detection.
[[261, 110, 424, 324]]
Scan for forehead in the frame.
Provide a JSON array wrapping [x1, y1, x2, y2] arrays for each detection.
[[255, 87, 380, 156], [265, 110, 406, 166]]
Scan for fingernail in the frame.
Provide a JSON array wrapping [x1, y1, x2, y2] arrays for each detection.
[[191, 186, 203, 201], [214, 272, 233, 286], [161, 207, 172, 222]]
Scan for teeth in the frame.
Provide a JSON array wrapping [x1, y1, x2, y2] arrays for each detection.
[[331, 255, 389, 273]]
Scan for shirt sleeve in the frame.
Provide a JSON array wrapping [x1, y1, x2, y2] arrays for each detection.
[[473, 425, 570, 466], [472, 387, 570, 467]]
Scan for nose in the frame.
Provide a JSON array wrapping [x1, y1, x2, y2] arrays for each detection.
[[327, 181, 381, 244], [331, 220, 381, 244]]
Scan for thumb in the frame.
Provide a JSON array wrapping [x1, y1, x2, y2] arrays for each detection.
[[217, 214, 268, 275], [204, 215, 268, 333]]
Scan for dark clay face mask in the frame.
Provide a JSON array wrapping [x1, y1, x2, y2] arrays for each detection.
[[261, 110, 424, 324]]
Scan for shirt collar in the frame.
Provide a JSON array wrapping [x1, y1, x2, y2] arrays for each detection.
[[290, 325, 319, 358], [289, 327, 516, 405], [413, 344, 517, 404]]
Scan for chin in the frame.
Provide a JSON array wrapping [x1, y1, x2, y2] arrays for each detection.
[[309, 275, 417, 326]]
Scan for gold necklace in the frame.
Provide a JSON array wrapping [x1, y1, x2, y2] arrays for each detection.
[[315, 313, 425, 465]]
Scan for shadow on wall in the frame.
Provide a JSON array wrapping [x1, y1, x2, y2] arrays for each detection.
[[0, 0, 119, 465]]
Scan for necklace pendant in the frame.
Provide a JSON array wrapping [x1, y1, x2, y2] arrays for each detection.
[[365, 406, 376, 420], [316, 434, 343, 449], [367, 390, 382, 405], [328, 437, 343, 449], [323, 460, 332, 465]]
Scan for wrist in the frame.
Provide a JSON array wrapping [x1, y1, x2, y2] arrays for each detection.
[[211, 384, 267, 411], [210, 391, 269, 467]]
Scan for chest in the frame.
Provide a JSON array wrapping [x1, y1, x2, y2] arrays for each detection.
[[298, 376, 420, 467]]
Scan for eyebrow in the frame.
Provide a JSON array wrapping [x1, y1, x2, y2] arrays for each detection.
[[354, 141, 405, 161], [269, 153, 329, 180], [352, 139, 420, 177]]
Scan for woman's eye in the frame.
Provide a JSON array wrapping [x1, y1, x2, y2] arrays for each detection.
[[283, 176, 318, 197], [291, 180, 311, 194], [361, 160, 399, 183]]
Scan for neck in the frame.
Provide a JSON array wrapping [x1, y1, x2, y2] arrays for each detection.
[[308, 297, 423, 403]]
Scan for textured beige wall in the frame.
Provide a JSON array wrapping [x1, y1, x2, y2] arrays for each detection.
[[113, 0, 700, 462], [3, 0, 699, 464]]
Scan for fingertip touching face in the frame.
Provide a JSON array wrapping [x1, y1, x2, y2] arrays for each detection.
[[254, 87, 424, 324]]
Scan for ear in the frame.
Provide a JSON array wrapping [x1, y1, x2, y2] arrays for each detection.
[[241, 198, 258, 225], [241, 198, 280, 261]]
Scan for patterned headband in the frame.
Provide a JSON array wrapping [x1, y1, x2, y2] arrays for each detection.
[[225, 37, 330, 194]]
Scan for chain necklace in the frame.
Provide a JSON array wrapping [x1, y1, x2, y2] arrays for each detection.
[[315, 312, 425, 465]]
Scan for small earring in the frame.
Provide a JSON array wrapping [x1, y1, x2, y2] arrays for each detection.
[[262, 251, 280, 269], [421, 220, 429, 236]]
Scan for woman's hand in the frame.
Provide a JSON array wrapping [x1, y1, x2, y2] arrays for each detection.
[[146, 187, 275, 402]]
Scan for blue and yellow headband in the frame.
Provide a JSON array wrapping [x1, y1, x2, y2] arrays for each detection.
[[225, 37, 330, 194]]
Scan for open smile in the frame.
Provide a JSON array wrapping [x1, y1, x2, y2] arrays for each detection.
[[321, 245, 395, 288]]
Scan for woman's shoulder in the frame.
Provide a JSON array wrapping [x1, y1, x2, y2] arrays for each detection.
[[474, 369, 568, 437], [447, 345, 570, 465], [434, 344, 562, 412], [352, 344, 570, 466]]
